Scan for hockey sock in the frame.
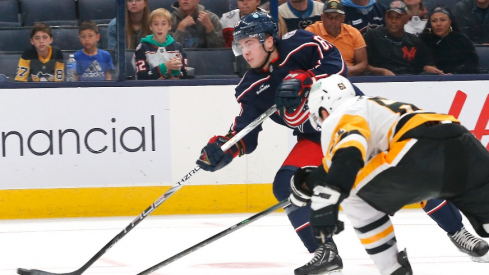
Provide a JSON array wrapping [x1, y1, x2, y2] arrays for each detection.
[[422, 199, 463, 234], [284, 203, 320, 252]]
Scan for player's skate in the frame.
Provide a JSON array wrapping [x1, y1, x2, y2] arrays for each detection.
[[391, 249, 412, 275], [294, 241, 343, 275], [448, 227, 489, 262]]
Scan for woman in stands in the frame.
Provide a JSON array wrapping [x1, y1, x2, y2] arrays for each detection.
[[420, 6, 479, 74], [108, 0, 151, 50]]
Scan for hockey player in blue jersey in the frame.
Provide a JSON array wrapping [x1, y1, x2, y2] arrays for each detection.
[[196, 11, 349, 273]]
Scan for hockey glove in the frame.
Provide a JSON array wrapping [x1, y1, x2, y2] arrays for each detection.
[[275, 70, 314, 118], [310, 184, 346, 238], [289, 166, 316, 207], [196, 135, 244, 172]]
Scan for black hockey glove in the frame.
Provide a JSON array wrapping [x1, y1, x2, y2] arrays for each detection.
[[275, 70, 314, 118], [310, 184, 346, 238], [289, 166, 316, 207], [196, 135, 243, 172]]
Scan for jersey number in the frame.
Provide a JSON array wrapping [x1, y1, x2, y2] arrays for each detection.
[[368, 97, 420, 115], [313, 35, 332, 51]]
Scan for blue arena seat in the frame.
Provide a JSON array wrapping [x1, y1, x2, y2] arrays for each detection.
[[0, 27, 32, 51], [51, 27, 82, 51], [98, 24, 109, 50], [0, 52, 22, 82], [185, 48, 239, 79], [148, 0, 174, 12], [0, 0, 21, 27], [475, 45, 489, 74], [21, 0, 78, 26], [78, 0, 116, 24], [200, 0, 230, 18]]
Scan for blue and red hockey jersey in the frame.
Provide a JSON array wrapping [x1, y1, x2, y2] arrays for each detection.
[[228, 29, 350, 155]]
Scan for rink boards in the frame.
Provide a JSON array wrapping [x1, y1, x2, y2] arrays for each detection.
[[1, 80, 488, 219]]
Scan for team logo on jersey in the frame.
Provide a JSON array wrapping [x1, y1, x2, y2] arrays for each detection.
[[256, 84, 270, 95], [282, 30, 297, 40]]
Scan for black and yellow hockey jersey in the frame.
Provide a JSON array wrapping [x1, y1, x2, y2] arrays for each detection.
[[15, 46, 65, 82]]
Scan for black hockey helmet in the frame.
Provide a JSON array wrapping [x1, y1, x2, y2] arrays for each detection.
[[232, 11, 278, 56]]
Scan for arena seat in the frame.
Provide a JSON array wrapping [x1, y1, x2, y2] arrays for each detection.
[[0, 52, 21, 82], [51, 27, 82, 51], [200, 0, 231, 18], [185, 48, 239, 79], [78, 0, 116, 24], [148, 0, 174, 12], [98, 24, 109, 50], [0, 0, 21, 27], [0, 27, 32, 51], [21, 0, 78, 26], [475, 45, 489, 74]]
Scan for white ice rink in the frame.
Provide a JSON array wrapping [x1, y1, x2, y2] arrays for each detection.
[[1, 209, 488, 275]]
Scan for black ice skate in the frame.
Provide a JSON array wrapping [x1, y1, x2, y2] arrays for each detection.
[[448, 227, 489, 258], [391, 249, 412, 275], [294, 241, 343, 275]]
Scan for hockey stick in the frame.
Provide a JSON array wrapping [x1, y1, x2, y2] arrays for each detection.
[[137, 199, 290, 275], [17, 105, 278, 275]]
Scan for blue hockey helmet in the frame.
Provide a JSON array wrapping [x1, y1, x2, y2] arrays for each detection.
[[232, 11, 278, 56]]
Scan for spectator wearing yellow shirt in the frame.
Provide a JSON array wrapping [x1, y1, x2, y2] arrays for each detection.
[[305, 0, 367, 76]]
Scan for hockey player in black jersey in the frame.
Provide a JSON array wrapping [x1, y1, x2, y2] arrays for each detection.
[[196, 11, 350, 274]]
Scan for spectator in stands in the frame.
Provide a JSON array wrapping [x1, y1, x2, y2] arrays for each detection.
[[452, 0, 489, 44], [403, 0, 428, 35], [170, 0, 224, 48], [15, 23, 64, 82], [133, 8, 187, 80], [278, 0, 324, 31], [342, 0, 387, 34], [221, 0, 264, 47], [75, 21, 115, 81], [108, 0, 151, 51], [420, 6, 479, 74], [305, 0, 368, 75], [364, 0, 443, 75]]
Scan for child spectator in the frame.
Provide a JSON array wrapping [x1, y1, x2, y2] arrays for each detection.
[[75, 21, 115, 81], [133, 8, 187, 80], [15, 23, 64, 82]]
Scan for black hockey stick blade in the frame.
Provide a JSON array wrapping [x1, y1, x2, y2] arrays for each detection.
[[17, 105, 277, 275], [17, 268, 74, 275], [137, 199, 290, 275]]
